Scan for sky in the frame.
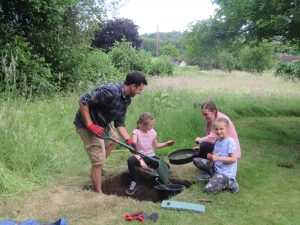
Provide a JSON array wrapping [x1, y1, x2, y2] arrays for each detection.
[[117, 0, 216, 34]]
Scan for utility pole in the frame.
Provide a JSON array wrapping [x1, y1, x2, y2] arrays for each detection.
[[156, 24, 160, 57]]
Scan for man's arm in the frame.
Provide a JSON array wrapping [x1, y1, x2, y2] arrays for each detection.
[[79, 85, 113, 127], [117, 126, 137, 154], [79, 99, 93, 127], [116, 126, 131, 141], [79, 98, 104, 136]]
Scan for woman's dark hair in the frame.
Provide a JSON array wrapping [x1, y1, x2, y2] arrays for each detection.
[[125, 71, 147, 86], [201, 100, 218, 117]]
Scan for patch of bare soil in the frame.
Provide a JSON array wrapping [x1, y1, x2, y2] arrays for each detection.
[[101, 172, 192, 202]]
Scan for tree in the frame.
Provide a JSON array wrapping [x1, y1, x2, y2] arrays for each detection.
[[140, 31, 186, 57], [160, 44, 179, 57], [212, 0, 300, 44], [239, 43, 275, 73], [183, 19, 224, 69], [0, 0, 74, 55], [0, 0, 77, 95], [140, 37, 156, 56], [92, 18, 141, 52], [108, 41, 151, 74], [218, 51, 236, 73], [0, 0, 122, 95], [0, 0, 112, 72], [184, 17, 276, 73]]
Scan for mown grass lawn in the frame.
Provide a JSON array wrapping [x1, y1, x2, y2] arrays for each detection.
[[0, 68, 299, 224]]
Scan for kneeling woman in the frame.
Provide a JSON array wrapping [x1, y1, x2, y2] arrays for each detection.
[[193, 100, 241, 160], [193, 101, 241, 192]]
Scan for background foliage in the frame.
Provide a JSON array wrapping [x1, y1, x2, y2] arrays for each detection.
[[180, 0, 300, 79], [275, 61, 300, 81], [108, 41, 151, 74], [92, 18, 141, 52], [0, 1, 299, 223], [1, 0, 299, 98], [140, 32, 186, 57], [147, 56, 174, 76], [0, 0, 125, 96]]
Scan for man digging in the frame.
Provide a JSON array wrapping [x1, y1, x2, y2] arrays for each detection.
[[74, 71, 147, 193]]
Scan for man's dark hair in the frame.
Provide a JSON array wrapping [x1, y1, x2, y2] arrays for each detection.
[[125, 71, 147, 86]]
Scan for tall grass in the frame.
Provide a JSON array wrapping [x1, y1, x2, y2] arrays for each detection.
[[128, 94, 300, 159], [0, 67, 299, 195], [0, 96, 86, 194], [1, 54, 18, 96]]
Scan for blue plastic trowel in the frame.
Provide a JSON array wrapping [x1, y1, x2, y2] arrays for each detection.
[[161, 200, 205, 213]]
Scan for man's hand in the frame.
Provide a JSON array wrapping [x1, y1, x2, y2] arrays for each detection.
[[126, 139, 137, 153], [87, 124, 105, 137]]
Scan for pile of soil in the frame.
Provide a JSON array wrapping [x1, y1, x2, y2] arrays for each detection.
[[102, 172, 192, 202]]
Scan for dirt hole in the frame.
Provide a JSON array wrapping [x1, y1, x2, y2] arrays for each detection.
[[101, 171, 192, 202]]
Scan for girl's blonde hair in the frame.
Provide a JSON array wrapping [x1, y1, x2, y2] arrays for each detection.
[[213, 117, 229, 128], [137, 112, 154, 127], [201, 100, 218, 117]]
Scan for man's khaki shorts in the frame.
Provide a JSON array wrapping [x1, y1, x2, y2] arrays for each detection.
[[76, 126, 118, 165]]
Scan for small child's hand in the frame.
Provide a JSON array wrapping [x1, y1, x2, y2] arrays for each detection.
[[140, 160, 148, 170], [207, 153, 218, 161], [207, 153, 213, 160], [167, 140, 175, 146]]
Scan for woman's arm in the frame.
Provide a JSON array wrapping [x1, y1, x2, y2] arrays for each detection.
[[195, 131, 218, 144], [208, 152, 237, 164]]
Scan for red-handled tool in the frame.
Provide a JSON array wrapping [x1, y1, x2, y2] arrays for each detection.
[[124, 211, 147, 222]]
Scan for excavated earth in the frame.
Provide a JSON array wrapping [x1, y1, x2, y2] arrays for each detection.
[[101, 171, 192, 202]]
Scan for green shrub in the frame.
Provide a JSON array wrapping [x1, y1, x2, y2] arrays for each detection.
[[108, 41, 151, 74], [71, 49, 121, 89], [218, 51, 236, 73], [275, 61, 300, 81], [137, 50, 153, 73], [160, 44, 179, 57], [0, 37, 147, 97], [187, 55, 218, 70], [50, 48, 123, 92], [0, 36, 54, 97], [147, 56, 174, 76], [239, 43, 275, 73]]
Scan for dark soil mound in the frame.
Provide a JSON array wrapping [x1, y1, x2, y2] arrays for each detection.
[[102, 172, 192, 202]]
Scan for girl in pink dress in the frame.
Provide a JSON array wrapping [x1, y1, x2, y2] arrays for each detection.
[[126, 112, 174, 195]]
